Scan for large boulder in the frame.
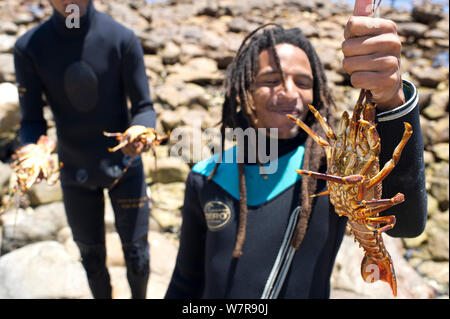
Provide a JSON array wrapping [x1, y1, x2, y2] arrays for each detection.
[[412, 1, 445, 26], [100, 231, 178, 299], [27, 179, 63, 206], [0, 241, 91, 299], [0, 54, 15, 83], [0, 82, 20, 134], [396, 22, 429, 38], [1, 202, 68, 253], [0, 34, 15, 53]]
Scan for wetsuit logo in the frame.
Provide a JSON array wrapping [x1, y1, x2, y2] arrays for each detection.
[[204, 201, 231, 231]]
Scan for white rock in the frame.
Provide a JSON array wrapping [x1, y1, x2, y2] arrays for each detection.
[[1, 202, 68, 253], [27, 179, 63, 206], [0, 241, 91, 299], [0, 54, 15, 83], [0, 82, 20, 134], [106, 231, 178, 299], [0, 160, 12, 188], [0, 34, 15, 53], [149, 231, 177, 278], [330, 234, 436, 299]]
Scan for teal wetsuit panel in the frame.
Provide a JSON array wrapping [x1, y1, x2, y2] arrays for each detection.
[[192, 146, 305, 206]]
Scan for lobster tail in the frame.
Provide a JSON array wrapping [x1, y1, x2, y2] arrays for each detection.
[[361, 253, 397, 297]]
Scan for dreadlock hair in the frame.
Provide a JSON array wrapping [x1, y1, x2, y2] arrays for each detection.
[[207, 23, 336, 258]]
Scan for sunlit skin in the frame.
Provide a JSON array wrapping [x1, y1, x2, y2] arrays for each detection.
[[251, 11, 406, 140], [342, 0, 405, 110], [251, 44, 314, 140], [49, 0, 90, 17]]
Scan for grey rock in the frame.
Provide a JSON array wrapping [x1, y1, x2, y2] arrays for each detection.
[[433, 116, 449, 144], [0, 20, 19, 35], [104, 2, 148, 32], [397, 22, 429, 38], [0, 82, 20, 134], [431, 143, 449, 162], [27, 179, 63, 206], [0, 54, 15, 83], [0, 160, 12, 189], [106, 231, 177, 299], [331, 234, 435, 298], [417, 261, 449, 291], [412, 2, 445, 25], [0, 241, 90, 299], [161, 42, 181, 65], [143, 54, 165, 75], [428, 162, 449, 211], [1, 202, 68, 253], [155, 82, 207, 109], [227, 17, 257, 33], [0, 34, 15, 53], [425, 28, 448, 40], [13, 12, 35, 25], [418, 89, 433, 111], [147, 156, 191, 184], [426, 211, 449, 261], [159, 110, 182, 132], [413, 66, 448, 88], [149, 182, 185, 212]]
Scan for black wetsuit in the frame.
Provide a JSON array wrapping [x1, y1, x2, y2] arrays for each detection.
[[165, 80, 427, 298], [14, 1, 156, 299]]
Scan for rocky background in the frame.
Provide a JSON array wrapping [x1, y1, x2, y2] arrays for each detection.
[[0, 0, 448, 299]]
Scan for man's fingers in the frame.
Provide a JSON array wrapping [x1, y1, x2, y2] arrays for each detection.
[[136, 143, 144, 154], [344, 17, 397, 40], [350, 71, 401, 97], [121, 144, 134, 157], [121, 142, 146, 157], [342, 33, 401, 57], [353, 0, 374, 16], [343, 54, 400, 75]]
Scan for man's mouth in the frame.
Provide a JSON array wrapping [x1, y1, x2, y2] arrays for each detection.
[[272, 106, 300, 116]]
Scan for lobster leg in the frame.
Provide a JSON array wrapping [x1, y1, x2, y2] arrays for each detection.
[[355, 193, 404, 209], [103, 131, 122, 137], [108, 140, 129, 152], [310, 189, 330, 198], [366, 122, 413, 189], [365, 215, 397, 233], [307, 104, 336, 140], [286, 114, 329, 147], [348, 90, 367, 145], [296, 169, 363, 184], [334, 111, 350, 162], [353, 193, 405, 217]]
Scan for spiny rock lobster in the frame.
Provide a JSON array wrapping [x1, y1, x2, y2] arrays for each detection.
[[1, 135, 61, 216], [9, 135, 60, 195], [287, 89, 412, 297], [103, 125, 169, 190]]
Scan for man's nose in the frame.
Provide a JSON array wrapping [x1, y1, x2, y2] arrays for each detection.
[[279, 78, 298, 100]]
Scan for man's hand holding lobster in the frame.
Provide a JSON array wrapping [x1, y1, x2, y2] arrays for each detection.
[[9, 135, 60, 196], [342, 0, 405, 111], [103, 125, 170, 190]]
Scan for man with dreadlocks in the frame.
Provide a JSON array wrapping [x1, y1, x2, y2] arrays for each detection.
[[165, 2, 426, 299]]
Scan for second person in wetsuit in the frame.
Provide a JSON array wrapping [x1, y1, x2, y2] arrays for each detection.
[[14, 0, 156, 298]]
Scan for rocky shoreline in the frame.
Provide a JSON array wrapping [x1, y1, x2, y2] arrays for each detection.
[[0, 0, 448, 299]]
